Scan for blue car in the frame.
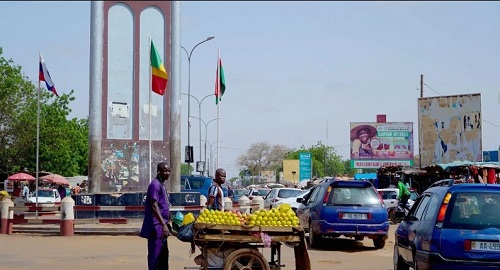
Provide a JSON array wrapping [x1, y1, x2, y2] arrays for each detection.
[[394, 183, 500, 270], [296, 179, 389, 249], [180, 175, 228, 198]]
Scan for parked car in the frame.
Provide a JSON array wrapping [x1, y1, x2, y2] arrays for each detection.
[[377, 188, 418, 209], [264, 187, 303, 209], [394, 183, 500, 270], [296, 179, 389, 248], [27, 188, 61, 205], [180, 175, 228, 198], [232, 188, 248, 202], [246, 188, 271, 200], [271, 188, 311, 213]]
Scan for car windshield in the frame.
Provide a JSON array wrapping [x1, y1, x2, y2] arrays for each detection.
[[182, 178, 206, 189], [234, 189, 246, 195], [277, 189, 303, 198], [328, 186, 380, 206], [446, 192, 500, 230], [380, 190, 398, 200], [32, 190, 53, 197]]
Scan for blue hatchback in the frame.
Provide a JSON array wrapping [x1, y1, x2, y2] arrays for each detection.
[[394, 183, 500, 270], [296, 179, 389, 249]]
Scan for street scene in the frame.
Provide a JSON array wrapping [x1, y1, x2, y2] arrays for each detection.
[[1, 1, 500, 270]]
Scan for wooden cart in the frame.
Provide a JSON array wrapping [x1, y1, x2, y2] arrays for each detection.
[[184, 222, 311, 270]]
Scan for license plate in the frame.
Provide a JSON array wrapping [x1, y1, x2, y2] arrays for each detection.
[[342, 213, 367, 219], [471, 241, 500, 252]]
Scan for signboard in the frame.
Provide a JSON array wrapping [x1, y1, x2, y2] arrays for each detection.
[[4, 180, 13, 192], [299, 152, 312, 181], [483, 151, 499, 162], [350, 122, 414, 169], [418, 93, 482, 167]]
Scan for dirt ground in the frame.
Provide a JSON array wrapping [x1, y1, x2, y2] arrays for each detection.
[[0, 225, 397, 270]]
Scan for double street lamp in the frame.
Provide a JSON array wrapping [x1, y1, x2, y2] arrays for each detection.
[[191, 116, 219, 175], [181, 36, 215, 174], [182, 92, 215, 174]]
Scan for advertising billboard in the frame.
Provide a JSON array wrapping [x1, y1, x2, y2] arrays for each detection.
[[418, 93, 482, 167], [299, 152, 312, 181], [350, 122, 414, 169]]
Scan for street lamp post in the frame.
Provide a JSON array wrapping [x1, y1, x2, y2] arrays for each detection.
[[182, 92, 215, 174], [181, 36, 215, 174], [191, 116, 218, 175]]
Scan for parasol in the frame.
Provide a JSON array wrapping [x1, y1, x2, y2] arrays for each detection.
[[40, 174, 69, 186], [7, 172, 36, 181]]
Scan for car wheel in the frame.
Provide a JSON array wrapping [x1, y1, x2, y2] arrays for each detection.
[[308, 221, 321, 248], [389, 209, 399, 224], [373, 237, 386, 249], [393, 241, 409, 270]]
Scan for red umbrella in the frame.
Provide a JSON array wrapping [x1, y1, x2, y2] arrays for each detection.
[[41, 174, 69, 186], [7, 173, 36, 181]]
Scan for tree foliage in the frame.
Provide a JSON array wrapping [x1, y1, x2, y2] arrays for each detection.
[[237, 142, 291, 177], [0, 48, 89, 176]]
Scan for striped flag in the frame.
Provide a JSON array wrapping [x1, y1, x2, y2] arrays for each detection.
[[39, 55, 58, 96], [150, 41, 168, 96], [214, 53, 226, 104]]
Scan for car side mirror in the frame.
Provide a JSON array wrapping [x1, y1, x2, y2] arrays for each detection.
[[296, 198, 304, 203]]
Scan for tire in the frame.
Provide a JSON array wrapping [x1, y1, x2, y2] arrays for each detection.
[[223, 248, 270, 270], [389, 209, 399, 224], [373, 237, 386, 249], [393, 242, 409, 270], [308, 221, 322, 248]]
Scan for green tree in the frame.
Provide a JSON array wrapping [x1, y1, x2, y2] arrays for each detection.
[[237, 142, 290, 183], [181, 163, 193, 175], [0, 48, 89, 176]]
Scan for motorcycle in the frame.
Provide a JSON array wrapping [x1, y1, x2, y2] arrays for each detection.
[[389, 200, 410, 224]]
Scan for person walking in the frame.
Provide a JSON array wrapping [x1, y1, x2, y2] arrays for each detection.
[[206, 168, 226, 211], [140, 162, 171, 270]]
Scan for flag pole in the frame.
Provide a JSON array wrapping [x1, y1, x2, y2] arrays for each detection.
[[36, 52, 41, 217], [216, 49, 220, 169], [149, 38, 152, 183]]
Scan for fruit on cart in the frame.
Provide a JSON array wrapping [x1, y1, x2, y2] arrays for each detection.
[[244, 205, 299, 227], [196, 209, 248, 225]]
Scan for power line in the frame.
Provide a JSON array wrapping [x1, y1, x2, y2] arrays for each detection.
[[423, 83, 500, 129]]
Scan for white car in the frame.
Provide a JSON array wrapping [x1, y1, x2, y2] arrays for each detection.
[[264, 188, 303, 209], [27, 188, 61, 205], [270, 189, 311, 213], [377, 188, 418, 209]]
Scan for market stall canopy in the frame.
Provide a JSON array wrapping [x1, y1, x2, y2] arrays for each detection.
[[7, 172, 36, 181], [40, 174, 69, 186]]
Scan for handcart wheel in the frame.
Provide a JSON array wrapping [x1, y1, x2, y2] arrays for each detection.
[[223, 248, 271, 270]]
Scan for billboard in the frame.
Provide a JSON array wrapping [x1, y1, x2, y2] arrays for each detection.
[[418, 93, 482, 167], [299, 152, 312, 181], [350, 122, 414, 169], [482, 151, 499, 162]]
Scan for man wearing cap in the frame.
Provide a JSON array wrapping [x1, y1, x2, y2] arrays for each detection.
[[140, 162, 171, 270]]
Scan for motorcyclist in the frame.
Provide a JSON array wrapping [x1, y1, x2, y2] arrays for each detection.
[[394, 176, 411, 210]]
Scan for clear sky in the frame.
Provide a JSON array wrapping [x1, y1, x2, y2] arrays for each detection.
[[1, 1, 500, 178]]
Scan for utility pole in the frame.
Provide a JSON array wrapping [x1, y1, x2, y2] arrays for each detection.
[[419, 74, 423, 169]]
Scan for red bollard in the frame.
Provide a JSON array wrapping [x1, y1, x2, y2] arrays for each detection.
[[1, 198, 14, 234], [60, 197, 75, 236]]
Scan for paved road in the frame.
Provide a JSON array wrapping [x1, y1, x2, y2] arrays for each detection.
[[0, 224, 397, 270]]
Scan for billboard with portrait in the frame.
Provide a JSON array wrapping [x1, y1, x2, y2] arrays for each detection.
[[418, 93, 482, 167], [350, 122, 414, 169]]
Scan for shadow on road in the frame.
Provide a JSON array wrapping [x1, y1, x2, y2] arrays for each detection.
[[307, 236, 378, 253]]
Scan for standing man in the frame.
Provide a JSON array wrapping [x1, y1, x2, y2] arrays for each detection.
[[207, 168, 226, 211], [140, 162, 171, 270], [22, 184, 29, 200]]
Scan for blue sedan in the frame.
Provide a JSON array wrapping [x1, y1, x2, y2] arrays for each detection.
[[394, 183, 500, 270]]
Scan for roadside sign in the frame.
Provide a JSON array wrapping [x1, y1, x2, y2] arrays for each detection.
[[299, 152, 312, 181], [483, 150, 499, 162]]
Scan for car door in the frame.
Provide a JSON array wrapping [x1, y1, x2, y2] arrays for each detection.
[[396, 194, 431, 262], [297, 186, 324, 230], [416, 193, 441, 263]]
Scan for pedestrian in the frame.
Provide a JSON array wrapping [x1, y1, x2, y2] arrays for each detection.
[[227, 185, 234, 200], [58, 184, 66, 200], [207, 168, 226, 211], [140, 162, 171, 270], [22, 184, 29, 200]]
